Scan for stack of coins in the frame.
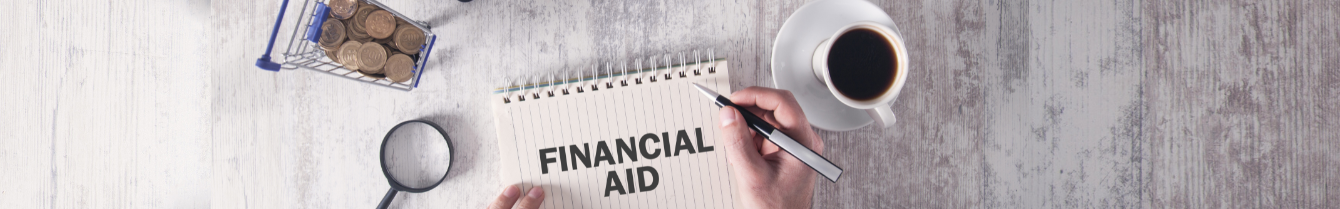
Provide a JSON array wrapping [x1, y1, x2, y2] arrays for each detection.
[[316, 0, 426, 83], [318, 19, 346, 61], [347, 3, 376, 43]]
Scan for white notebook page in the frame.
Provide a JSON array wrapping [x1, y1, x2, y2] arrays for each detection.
[[491, 61, 739, 209]]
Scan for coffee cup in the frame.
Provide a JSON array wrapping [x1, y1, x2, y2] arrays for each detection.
[[811, 21, 908, 128]]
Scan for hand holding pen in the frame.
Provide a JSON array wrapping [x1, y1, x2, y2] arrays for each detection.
[[699, 85, 839, 209]]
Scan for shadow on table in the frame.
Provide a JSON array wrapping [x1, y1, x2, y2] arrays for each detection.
[[425, 2, 467, 29], [426, 47, 458, 75]]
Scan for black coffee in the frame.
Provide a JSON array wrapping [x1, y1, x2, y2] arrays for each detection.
[[826, 28, 896, 101]]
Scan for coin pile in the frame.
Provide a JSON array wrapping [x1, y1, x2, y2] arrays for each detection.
[[318, 0, 426, 83]]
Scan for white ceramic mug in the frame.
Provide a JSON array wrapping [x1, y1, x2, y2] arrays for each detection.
[[811, 21, 908, 128]]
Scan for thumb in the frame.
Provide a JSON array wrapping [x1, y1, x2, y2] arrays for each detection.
[[720, 106, 765, 175]]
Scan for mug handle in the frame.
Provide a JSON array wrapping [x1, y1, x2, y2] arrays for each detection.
[[866, 105, 896, 127]]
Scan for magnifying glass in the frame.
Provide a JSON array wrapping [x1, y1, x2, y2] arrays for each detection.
[[377, 120, 453, 209]]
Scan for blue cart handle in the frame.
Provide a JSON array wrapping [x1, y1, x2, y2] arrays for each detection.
[[256, 0, 291, 72]]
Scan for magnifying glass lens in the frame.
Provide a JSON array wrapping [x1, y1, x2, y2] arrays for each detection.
[[382, 121, 452, 189]]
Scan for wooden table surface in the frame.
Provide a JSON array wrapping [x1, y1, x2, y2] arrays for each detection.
[[4, 0, 1337, 208]]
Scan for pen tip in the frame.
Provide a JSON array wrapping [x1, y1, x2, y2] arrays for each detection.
[[690, 83, 719, 98]]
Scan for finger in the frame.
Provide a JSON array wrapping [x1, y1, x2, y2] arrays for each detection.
[[728, 87, 822, 151], [514, 186, 545, 209], [486, 185, 521, 209], [720, 106, 765, 175], [727, 87, 809, 130], [740, 106, 785, 154], [741, 106, 781, 127]]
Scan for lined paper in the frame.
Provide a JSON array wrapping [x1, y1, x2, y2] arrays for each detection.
[[491, 61, 738, 209]]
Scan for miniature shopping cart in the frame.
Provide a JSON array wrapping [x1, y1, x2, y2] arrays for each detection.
[[255, 0, 438, 91]]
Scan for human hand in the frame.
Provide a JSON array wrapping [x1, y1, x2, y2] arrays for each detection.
[[486, 185, 544, 209], [719, 87, 822, 209]]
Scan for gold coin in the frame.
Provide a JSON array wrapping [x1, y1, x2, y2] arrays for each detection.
[[365, 10, 396, 39], [321, 43, 340, 53], [350, 5, 377, 38], [374, 40, 396, 54], [357, 42, 388, 74], [324, 48, 339, 62], [384, 54, 415, 83], [392, 25, 425, 54], [344, 17, 372, 43], [328, 0, 358, 20], [395, 16, 410, 26], [337, 41, 363, 70], [318, 19, 346, 51]]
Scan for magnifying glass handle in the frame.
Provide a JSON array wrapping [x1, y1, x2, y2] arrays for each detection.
[[376, 188, 398, 209]]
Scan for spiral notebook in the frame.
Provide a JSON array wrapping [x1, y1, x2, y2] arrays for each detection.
[[491, 53, 740, 209]]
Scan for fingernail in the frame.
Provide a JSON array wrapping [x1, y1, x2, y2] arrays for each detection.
[[502, 185, 520, 198], [527, 187, 545, 198], [720, 107, 737, 126]]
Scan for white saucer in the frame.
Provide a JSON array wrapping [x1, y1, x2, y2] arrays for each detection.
[[771, 0, 901, 131]]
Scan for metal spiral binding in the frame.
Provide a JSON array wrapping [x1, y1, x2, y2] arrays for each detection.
[[503, 79, 512, 103], [547, 74, 556, 97], [516, 78, 527, 102], [676, 53, 687, 78], [576, 67, 586, 93], [604, 63, 615, 89], [664, 55, 675, 80], [694, 51, 702, 75], [529, 76, 540, 99], [561, 70, 571, 95], [707, 49, 716, 73], [643, 57, 653, 83], [500, 49, 719, 104], [592, 64, 602, 90], [635, 59, 645, 83], [624, 62, 635, 86]]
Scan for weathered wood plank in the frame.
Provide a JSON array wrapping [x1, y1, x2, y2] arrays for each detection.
[[1, 0, 213, 208], [5, 0, 1339, 208], [1142, 1, 1340, 207]]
